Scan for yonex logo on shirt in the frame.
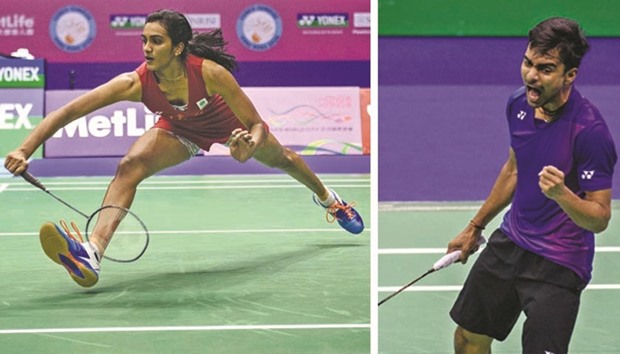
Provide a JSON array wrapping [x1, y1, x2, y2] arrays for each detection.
[[517, 110, 526, 120], [581, 170, 595, 179]]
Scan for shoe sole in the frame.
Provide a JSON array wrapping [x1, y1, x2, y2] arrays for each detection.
[[39, 222, 98, 288]]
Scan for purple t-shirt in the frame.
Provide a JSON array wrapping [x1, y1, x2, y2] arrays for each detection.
[[500, 86, 617, 283]]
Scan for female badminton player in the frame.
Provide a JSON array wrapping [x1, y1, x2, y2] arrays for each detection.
[[3, 9, 364, 288]]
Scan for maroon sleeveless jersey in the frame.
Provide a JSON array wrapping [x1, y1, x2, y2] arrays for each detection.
[[136, 55, 245, 151]]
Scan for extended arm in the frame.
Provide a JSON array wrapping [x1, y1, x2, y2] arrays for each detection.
[[448, 148, 518, 262], [4, 72, 142, 175]]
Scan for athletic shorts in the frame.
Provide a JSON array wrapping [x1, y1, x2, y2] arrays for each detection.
[[153, 116, 270, 153], [450, 229, 585, 354]]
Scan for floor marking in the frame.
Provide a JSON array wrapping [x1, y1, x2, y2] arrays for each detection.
[[7, 183, 369, 192], [379, 201, 620, 212], [0, 184, 8, 193], [378, 284, 620, 293], [8, 177, 369, 186], [0, 323, 370, 335], [379, 203, 482, 212], [379, 286, 461, 292], [379, 246, 620, 254], [379, 248, 450, 255], [0, 228, 370, 237]]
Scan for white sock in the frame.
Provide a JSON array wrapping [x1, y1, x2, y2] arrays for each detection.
[[318, 190, 336, 207]]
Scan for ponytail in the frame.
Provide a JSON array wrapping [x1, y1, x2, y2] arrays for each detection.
[[188, 29, 238, 73]]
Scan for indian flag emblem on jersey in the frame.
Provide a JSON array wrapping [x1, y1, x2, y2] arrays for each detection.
[[196, 98, 208, 110]]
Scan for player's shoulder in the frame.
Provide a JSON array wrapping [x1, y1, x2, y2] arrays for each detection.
[[570, 88, 606, 125], [508, 86, 527, 104], [504, 86, 527, 116], [111, 71, 140, 87], [200, 57, 232, 83], [103, 71, 142, 101]]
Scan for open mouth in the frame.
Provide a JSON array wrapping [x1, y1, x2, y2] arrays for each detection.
[[526, 85, 542, 103]]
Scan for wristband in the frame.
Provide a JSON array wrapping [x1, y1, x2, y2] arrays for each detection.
[[469, 220, 485, 230]]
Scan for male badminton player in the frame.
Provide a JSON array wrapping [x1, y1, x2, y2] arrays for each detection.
[[4, 9, 364, 288], [446, 17, 617, 354]]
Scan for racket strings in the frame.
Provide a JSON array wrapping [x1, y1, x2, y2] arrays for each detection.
[[59, 219, 84, 243], [92, 207, 128, 250], [85, 205, 149, 263]]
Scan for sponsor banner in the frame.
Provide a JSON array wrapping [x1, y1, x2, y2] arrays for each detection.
[[44, 87, 363, 158], [44, 91, 154, 157], [359, 88, 370, 155], [0, 58, 45, 160], [210, 87, 363, 156], [1, 0, 369, 63], [0, 58, 45, 88]]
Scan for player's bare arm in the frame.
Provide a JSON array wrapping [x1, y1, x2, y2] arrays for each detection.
[[4, 72, 142, 175], [539, 165, 612, 233], [448, 148, 518, 262], [202, 60, 268, 151]]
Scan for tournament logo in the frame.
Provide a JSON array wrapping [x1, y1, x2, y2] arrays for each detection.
[[236, 4, 282, 51], [49, 6, 96, 53]]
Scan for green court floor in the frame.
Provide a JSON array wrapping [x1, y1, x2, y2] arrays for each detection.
[[0, 174, 370, 354], [378, 201, 620, 354]]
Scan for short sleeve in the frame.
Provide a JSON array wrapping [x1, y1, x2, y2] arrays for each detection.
[[574, 121, 617, 191]]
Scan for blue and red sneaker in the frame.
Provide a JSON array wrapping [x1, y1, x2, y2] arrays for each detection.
[[313, 189, 364, 235], [39, 221, 101, 288]]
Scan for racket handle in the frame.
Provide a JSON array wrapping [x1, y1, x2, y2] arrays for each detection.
[[432, 236, 487, 271], [21, 171, 47, 191], [432, 251, 462, 270]]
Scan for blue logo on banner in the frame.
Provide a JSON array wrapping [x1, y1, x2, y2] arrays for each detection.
[[236, 4, 282, 51], [50, 6, 97, 53]]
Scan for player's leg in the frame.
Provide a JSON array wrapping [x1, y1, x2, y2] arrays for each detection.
[[517, 265, 583, 354], [454, 326, 493, 354], [90, 128, 194, 252], [450, 230, 523, 353], [252, 132, 364, 234], [39, 128, 193, 287]]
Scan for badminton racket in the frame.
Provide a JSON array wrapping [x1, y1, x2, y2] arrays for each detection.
[[378, 236, 487, 306], [21, 171, 149, 263]]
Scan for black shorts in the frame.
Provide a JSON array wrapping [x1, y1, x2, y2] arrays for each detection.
[[450, 229, 585, 354]]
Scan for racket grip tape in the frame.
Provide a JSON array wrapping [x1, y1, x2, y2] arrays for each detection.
[[21, 171, 47, 191], [432, 236, 487, 271], [432, 251, 462, 271]]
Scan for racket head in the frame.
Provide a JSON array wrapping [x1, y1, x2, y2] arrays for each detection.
[[84, 205, 149, 263]]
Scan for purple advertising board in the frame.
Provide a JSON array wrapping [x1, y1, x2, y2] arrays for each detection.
[[1, 1, 369, 63]]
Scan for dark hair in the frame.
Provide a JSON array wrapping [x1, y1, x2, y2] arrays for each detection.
[[146, 9, 238, 72], [528, 17, 590, 71]]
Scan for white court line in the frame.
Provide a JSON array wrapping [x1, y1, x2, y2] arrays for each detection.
[[379, 246, 620, 254], [0, 184, 8, 193], [378, 284, 620, 293], [6, 183, 369, 192], [379, 201, 620, 212], [9, 177, 369, 186], [379, 248, 449, 255], [0, 323, 370, 335], [0, 228, 370, 237], [379, 204, 482, 212]]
